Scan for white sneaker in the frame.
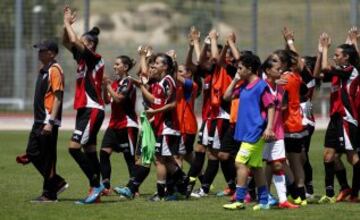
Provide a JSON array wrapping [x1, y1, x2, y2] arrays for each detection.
[[191, 188, 208, 198]]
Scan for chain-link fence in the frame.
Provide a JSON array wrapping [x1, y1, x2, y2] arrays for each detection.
[[0, 0, 358, 118]]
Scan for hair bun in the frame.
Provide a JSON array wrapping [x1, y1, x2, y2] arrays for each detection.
[[89, 26, 100, 36]]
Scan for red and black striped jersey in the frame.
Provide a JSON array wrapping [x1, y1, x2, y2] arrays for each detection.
[[324, 65, 359, 125], [108, 77, 138, 129], [150, 75, 179, 136], [71, 47, 104, 110]]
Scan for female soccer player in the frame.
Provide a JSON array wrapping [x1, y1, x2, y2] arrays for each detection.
[[175, 64, 198, 167], [316, 32, 360, 203], [100, 56, 138, 195], [63, 6, 105, 204], [271, 49, 308, 206], [223, 52, 275, 211], [262, 56, 299, 209]]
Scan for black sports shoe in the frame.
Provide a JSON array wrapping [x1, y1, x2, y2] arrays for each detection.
[[30, 195, 58, 203], [55, 181, 69, 195]]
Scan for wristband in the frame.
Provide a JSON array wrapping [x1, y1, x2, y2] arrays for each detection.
[[287, 39, 294, 45]]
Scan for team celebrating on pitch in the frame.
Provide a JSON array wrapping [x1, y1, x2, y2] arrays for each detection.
[[17, 6, 360, 210]]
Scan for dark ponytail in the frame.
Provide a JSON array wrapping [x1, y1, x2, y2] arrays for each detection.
[[83, 26, 100, 50], [155, 53, 175, 76], [117, 55, 136, 72]]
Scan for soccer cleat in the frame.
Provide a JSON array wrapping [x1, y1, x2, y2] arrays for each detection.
[[253, 203, 270, 211], [267, 193, 278, 206], [55, 181, 69, 196], [336, 188, 351, 202], [318, 195, 336, 204], [148, 193, 164, 202], [113, 186, 134, 199], [190, 188, 208, 198], [31, 195, 57, 203], [216, 187, 235, 197], [83, 184, 105, 204], [16, 153, 30, 165], [349, 196, 360, 203], [185, 178, 196, 199], [223, 201, 245, 210], [278, 201, 299, 209], [293, 197, 307, 206], [164, 194, 177, 201], [305, 193, 318, 203]]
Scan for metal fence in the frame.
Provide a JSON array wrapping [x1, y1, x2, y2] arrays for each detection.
[[0, 0, 358, 118]]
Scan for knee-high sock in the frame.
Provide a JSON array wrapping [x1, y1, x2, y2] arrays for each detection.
[[335, 167, 350, 191], [127, 165, 150, 193], [86, 151, 101, 187], [220, 158, 236, 191], [188, 152, 205, 178], [69, 148, 96, 187], [100, 150, 111, 189], [201, 159, 219, 193], [123, 152, 136, 179], [324, 161, 335, 197], [272, 170, 287, 203]]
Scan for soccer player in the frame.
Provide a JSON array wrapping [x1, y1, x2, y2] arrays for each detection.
[[223, 52, 275, 211], [100, 56, 138, 195], [271, 49, 309, 206], [316, 32, 360, 203], [63, 6, 105, 204], [261, 56, 299, 209], [24, 40, 67, 202], [175, 64, 198, 167], [185, 29, 215, 197], [191, 30, 236, 198], [113, 47, 156, 198], [282, 27, 317, 199]]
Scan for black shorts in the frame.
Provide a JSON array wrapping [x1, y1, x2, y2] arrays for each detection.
[[101, 127, 138, 155], [197, 118, 230, 150], [71, 108, 104, 146], [155, 135, 181, 156], [324, 115, 359, 152], [284, 137, 304, 153], [208, 118, 230, 150], [284, 130, 308, 153], [26, 123, 59, 166], [220, 124, 241, 156], [179, 134, 196, 155]]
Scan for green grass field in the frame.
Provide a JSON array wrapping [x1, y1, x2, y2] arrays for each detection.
[[1, 130, 359, 220]]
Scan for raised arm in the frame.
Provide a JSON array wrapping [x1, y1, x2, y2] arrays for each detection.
[[209, 30, 219, 62], [283, 27, 306, 70], [319, 32, 332, 72], [189, 26, 202, 62], [282, 27, 297, 52], [62, 26, 72, 51], [345, 26, 360, 56], [63, 6, 85, 52], [313, 40, 323, 79], [138, 45, 152, 76], [227, 32, 240, 61]]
